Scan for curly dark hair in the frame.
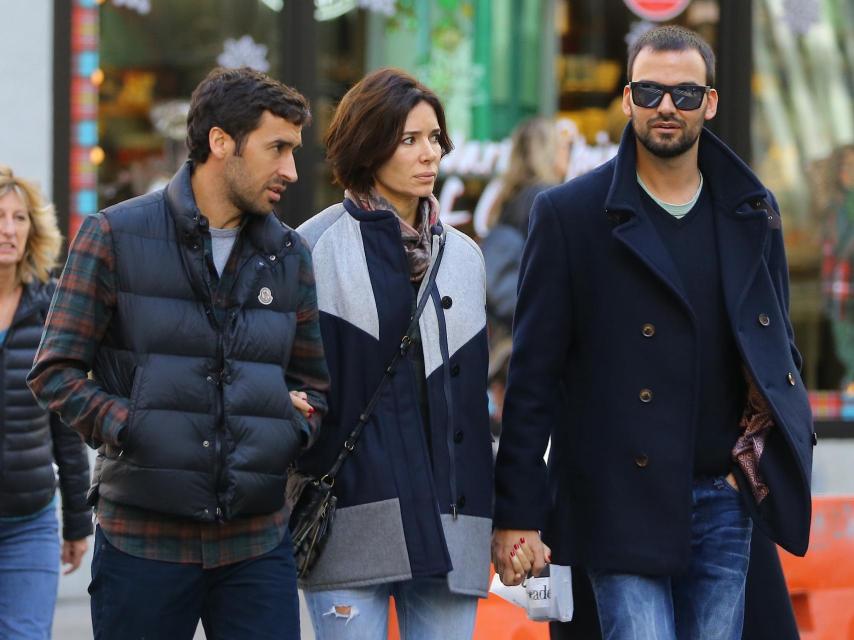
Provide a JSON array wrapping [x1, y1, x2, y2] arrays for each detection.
[[324, 68, 453, 194], [186, 67, 311, 164], [627, 25, 716, 86]]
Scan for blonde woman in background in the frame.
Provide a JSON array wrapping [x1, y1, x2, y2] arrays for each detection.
[[0, 166, 91, 639], [481, 118, 570, 422], [487, 117, 570, 238]]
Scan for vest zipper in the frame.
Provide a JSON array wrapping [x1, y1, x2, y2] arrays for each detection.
[[213, 337, 225, 522]]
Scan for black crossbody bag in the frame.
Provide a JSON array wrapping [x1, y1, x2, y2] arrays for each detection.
[[287, 236, 445, 578]]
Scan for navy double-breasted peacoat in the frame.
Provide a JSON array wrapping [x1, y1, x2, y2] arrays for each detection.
[[494, 125, 814, 576]]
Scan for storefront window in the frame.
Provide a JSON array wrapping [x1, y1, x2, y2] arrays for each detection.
[[554, 0, 719, 145], [752, 0, 854, 397], [98, 1, 286, 208]]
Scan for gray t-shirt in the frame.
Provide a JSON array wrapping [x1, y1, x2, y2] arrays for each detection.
[[209, 226, 239, 276]]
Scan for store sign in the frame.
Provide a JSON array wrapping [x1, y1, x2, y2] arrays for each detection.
[[314, 0, 396, 21], [112, 0, 151, 15], [438, 127, 619, 237], [622, 0, 691, 22]]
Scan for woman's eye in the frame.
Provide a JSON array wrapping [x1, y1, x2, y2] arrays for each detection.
[[402, 137, 415, 145]]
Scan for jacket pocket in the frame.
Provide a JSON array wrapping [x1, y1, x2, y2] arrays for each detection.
[[121, 366, 145, 455]]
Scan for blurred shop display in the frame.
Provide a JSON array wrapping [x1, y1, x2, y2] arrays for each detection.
[[553, 0, 718, 143], [58, 0, 853, 402], [96, 0, 286, 214], [751, 0, 854, 394]]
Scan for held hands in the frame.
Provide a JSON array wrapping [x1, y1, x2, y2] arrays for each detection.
[[491, 529, 551, 586], [289, 391, 315, 419]]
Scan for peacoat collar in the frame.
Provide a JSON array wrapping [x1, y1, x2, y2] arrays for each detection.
[[602, 124, 777, 318]]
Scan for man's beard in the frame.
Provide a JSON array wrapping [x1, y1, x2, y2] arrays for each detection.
[[633, 115, 703, 159], [224, 157, 269, 216]]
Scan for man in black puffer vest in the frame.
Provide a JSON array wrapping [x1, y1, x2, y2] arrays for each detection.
[[29, 68, 329, 639]]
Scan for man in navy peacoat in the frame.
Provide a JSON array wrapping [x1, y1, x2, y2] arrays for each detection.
[[492, 26, 814, 640]]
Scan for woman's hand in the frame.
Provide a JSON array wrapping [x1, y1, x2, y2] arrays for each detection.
[[289, 390, 315, 419], [491, 529, 551, 586], [62, 538, 88, 575]]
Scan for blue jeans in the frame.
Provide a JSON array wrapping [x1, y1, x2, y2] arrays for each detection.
[[304, 578, 479, 640], [0, 506, 61, 640], [588, 476, 752, 640], [89, 526, 299, 639]]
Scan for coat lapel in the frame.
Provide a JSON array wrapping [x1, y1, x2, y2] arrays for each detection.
[[696, 129, 774, 321], [612, 214, 691, 308], [715, 202, 770, 319], [605, 126, 691, 310], [604, 125, 774, 320]]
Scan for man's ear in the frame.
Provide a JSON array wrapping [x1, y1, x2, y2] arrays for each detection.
[[208, 127, 234, 160], [621, 84, 633, 119], [704, 89, 719, 121]]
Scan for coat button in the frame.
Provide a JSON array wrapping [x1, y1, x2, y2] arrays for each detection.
[[758, 313, 770, 327], [454, 430, 464, 444], [634, 454, 649, 468], [206, 375, 216, 384], [451, 364, 461, 377], [787, 372, 796, 386], [639, 388, 653, 403], [202, 440, 210, 448], [641, 323, 655, 338], [441, 296, 453, 309]]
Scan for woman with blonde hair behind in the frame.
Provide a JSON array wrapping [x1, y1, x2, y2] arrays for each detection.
[[481, 118, 569, 435], [0, 166, 91, 639], [483, 118, 569, 332]]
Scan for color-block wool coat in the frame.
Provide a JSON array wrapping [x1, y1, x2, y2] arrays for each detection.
[[297, 200, 493, 596]]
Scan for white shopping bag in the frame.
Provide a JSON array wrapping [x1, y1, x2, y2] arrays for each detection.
[[489, 564, 574, 622]]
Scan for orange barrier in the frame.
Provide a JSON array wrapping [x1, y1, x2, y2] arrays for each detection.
[[388, 569, 550, 639], [386, 498, 854, 639], [778, 496, 854, 640]]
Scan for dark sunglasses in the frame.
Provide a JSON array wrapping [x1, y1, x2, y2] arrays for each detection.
[[629, 81, 711, 111]]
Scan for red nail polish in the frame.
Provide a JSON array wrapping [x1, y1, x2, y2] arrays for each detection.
[[510, 550, 515, 558], [513, 544, 519, 550], [520, 537, 526, 544]]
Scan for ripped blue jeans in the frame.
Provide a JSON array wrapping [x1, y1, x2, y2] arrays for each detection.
[[304, 578, 478, 640]]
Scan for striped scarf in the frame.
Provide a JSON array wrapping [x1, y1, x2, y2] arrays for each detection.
[[345, 189, 440, 283]]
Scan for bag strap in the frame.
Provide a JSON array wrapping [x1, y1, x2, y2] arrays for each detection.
[[321, 231, 446, 485]]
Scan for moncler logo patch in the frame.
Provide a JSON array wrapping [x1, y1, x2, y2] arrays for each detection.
[[258, 287, 273, 305]]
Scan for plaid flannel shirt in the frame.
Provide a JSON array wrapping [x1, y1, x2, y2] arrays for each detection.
[[29, 212, 329, 568]]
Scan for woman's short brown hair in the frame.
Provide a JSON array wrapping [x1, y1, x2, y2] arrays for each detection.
[[324, 68, 453, 194]]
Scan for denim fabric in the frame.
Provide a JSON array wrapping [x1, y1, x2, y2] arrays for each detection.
[[0, 506, 60, 639], [89, 526, 299, 639], [305, 578, 479, 639], [589, 476, 752, 640]]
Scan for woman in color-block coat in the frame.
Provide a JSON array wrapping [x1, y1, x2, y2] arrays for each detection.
[[296, 68, 492, 640]]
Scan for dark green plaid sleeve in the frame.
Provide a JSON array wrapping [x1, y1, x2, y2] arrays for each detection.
[[27, 213, 127, 449], [285, 237, 330, 448]]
